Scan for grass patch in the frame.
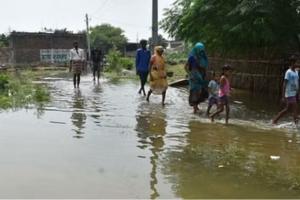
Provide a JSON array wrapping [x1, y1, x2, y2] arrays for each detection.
[[0, 71, 50, 110]]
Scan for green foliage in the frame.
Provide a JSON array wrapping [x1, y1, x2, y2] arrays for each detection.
[[106, 49, 123, 73], [0, 34, 9, 47], [90, 24, 128, 53], [165, 50, 188, 65], [106, 49, 134, 73], [34, 85, 50, 102], [161, 0, 300, 57], [120, 57, 134, 70], [0, 74, 9, 90], [0, 72, 50, 109]]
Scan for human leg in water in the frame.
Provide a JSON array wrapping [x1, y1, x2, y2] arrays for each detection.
[[193, 105, 200, 114], [146, 89, 152, 102], [206, 105, 212, 116], [272, 102, 292, 124], [292, 103, 298, 124], [138, 73, 147, 96], [73, 74, 77, 88], [162, 91, 166, 106], [225, 103, 230, 124], [210, 103, 225, 122], [273, 101, 298, 124], [77, 74, 81, 88]]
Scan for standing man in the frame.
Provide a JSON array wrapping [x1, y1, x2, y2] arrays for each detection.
[[91, 48, 103, 82], [136, 40, 151, 96], [70, 41, 85, 88]]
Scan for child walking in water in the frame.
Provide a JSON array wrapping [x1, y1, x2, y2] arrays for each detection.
[[210, 65, 232, 124], [273, 55, 299, 125], [206, 72, 220, 116]]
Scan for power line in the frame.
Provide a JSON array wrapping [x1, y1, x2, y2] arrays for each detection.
[[91, 0, 111, 16]]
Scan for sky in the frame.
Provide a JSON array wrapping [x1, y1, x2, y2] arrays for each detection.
[[0, 0, 175, 42]]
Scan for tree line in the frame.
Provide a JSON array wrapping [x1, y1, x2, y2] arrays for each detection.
[[161, 0, 300, 57]]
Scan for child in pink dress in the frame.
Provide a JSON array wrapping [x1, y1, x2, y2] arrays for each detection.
[[210, 65, 232, 124]]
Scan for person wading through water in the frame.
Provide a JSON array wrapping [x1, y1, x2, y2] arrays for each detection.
[[69, 41, 85, 88], [273, 55, 299, 125], [146, 46, 168, 106], [185, 42, 209, 114], [136, 40, 151, 96], [91, 48, 103, 82]]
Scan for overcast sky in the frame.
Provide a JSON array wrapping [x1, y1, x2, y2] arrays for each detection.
[[0, 0, 175, 42]]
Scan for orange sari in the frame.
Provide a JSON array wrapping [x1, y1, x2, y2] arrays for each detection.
[[149, 54, 168, 94]]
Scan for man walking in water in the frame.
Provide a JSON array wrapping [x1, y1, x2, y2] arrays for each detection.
[[91, 48, 103, 82], [273, 55, 299, 125], [136, 40, 151, 96], [70, 41, 85, 88]]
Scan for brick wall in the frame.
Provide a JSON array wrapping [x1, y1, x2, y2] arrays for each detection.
[[10, 32, 87, 64], [0, 48, 13, 65]]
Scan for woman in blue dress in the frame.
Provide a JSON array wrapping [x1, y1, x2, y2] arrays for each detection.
[[185, 42, 209, 113]]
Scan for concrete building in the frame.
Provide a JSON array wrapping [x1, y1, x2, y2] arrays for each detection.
[[9, 31, 87, 65]]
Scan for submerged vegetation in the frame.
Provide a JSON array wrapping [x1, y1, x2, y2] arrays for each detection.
[[0, 71, 50, 109]]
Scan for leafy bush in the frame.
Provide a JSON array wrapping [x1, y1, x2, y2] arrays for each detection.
[[120, 57, 134, 70], [0, 74, 9, 90], [165, 51, 188, 65], [106, 49, 134, 73], [0, 72, 50, 109]]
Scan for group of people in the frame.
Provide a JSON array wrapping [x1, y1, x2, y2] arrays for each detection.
[[136, 40, 168, 106], [69, 42, 103, 88], [70, 40, 299, 125], [135, 40, 232, 124]]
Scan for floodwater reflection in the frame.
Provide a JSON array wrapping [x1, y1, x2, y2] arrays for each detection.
[[136, 102, 167, 199], [1, 76, 300, 198], [71, 89, 87, 138], [162, 121, 300, 199]]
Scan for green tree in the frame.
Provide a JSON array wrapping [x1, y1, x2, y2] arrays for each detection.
[[0, 34, 9, 47], [161, 0, 300, 57], [90, 24, 128, 53]]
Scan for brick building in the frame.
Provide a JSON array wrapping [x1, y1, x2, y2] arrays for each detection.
[[9, 31, 87, 65]]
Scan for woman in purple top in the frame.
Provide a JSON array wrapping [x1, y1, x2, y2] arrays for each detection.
[[136, 40, 151, 96]]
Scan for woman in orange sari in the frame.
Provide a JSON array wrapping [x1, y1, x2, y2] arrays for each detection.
[[146, 46, 168, 106]]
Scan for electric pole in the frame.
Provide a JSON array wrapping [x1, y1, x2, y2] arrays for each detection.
[[152, 0, 158, 52], [85, 14, 91, 64]]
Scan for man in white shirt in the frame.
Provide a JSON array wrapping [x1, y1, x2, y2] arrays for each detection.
[[69, 41, 85, 88]]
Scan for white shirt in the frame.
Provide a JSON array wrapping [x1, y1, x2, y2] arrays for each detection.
[[70, 48, 85, 61], [284, 68, 299, 98]]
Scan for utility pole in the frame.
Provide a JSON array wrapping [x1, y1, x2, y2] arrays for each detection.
[[152, 0, 158, 52], [85, 14, 91, 65]]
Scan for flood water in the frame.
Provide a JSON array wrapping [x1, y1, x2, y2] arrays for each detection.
[[0, 75, 300, 198]]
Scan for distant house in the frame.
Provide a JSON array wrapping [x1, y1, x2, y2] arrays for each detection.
[[124, 42, 139, 57], [9, 31, 87, 65], [166, 41, 185, 51]]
